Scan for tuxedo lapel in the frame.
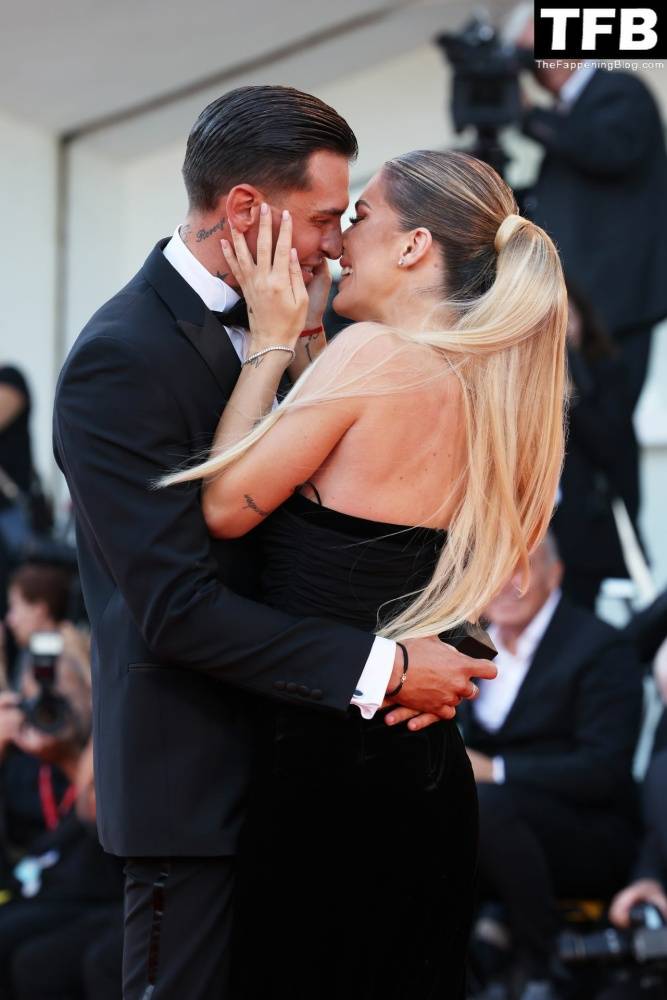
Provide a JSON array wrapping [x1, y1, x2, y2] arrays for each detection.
[[141, 238, 242, 398], [177, 312, 242, 398]]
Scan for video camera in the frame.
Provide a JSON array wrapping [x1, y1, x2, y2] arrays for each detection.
[[435, 16, 533, 177], [559, 903, 667, 993], [18, 631, 73, 735]]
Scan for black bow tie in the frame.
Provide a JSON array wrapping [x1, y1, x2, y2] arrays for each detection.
[[213, 299, 249, 329]]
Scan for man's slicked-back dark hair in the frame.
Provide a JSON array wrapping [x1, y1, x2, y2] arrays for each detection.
[[183, 85, 358, 211]]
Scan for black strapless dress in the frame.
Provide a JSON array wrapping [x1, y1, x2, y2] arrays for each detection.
[[233, 493, 478, 1000]]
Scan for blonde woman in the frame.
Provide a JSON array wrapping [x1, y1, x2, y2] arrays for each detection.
[[165, 150, 567, 998]]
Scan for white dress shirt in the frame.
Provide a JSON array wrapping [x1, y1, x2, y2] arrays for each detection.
[[558, 62, 597, 112], [474, 588, 562, 782], [163, 228, 396, 717]]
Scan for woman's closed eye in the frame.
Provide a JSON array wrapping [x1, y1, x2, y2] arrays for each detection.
[[348, 216, 362, 225]]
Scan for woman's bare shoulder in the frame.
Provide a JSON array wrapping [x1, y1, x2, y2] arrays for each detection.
[[305, 323, 457, 404], [323, 322, 427, 372]]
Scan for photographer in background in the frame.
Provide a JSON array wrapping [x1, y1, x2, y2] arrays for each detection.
[[0, 628, 123, 1000], [551, 281, 640, 609], [4, 562, 72, 687], [515, 19, 667, 406]]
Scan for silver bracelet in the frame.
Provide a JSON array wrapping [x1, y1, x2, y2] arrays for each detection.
[[243, 345, 296, 367]]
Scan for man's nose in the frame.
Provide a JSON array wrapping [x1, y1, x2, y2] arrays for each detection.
[[321, 227, 343, 260]]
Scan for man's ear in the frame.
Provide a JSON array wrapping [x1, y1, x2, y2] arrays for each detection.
[[225, 184, 263, 234], [400, 228, 433, 268]]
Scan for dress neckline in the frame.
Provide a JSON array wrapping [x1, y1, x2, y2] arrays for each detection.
[[284, 491, 447, 541]]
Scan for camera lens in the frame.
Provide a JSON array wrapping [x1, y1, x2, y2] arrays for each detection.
[[24, 692, 73, 735]]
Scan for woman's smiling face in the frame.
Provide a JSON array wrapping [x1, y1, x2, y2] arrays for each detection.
[[333, 170, 407, 322]]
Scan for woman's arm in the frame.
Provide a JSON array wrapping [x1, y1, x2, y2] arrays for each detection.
[[204, 209, 370, 538], [210, 206, 309, 453], [288, 326, 327, 382], [287, 260, 332, 381], [203, 330, 364, 538]]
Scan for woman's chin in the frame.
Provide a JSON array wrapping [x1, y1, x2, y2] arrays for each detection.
[[332, 284, 363, 321]]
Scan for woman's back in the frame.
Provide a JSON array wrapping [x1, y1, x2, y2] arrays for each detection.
[[259, 490, 446, 630], [304, 327, 466, 532]]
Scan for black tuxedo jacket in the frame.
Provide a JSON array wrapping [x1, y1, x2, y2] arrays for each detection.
[[459, 596, 642, 813], [523, 70, 667, 336], [53, 240, 374, 857]]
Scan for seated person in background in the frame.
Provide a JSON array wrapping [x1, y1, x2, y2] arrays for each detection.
[[550, 282, 640, 611], [0, 628, 123, 999], [4, 561, 73, 686], [459, 535, 642, 1000]]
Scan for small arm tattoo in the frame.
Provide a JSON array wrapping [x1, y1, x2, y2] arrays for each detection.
[[303, 332, 323, 364], [196, 217, 226, 242], [244, 353, 266, 370], [242, 494, 268, 518]]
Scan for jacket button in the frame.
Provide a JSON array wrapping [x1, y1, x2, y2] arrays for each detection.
[[298, 684, 310, 696], [274, 680, 286, 691], [311, 689, 323, 700], [286, 681, 298, 694]]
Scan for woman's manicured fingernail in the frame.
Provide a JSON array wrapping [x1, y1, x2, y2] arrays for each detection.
[[290, 248, 298, 261], [260, 202, 268, 215], [283, 209, 290, 221], [386, 714, 395, 725], [221, 239, 229, 250]]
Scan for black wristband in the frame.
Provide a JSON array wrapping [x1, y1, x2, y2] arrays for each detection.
[[386, 641, 409, 699]]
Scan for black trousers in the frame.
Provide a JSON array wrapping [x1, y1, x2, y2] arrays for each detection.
[[477, 784, 637, 978], [233, 712, 478, 999], [123, 857, 234, 1000]]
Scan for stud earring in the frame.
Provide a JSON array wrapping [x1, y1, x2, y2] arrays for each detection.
[[398, 257, 406, 267]]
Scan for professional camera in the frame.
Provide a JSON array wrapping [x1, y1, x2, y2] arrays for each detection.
[[435, 16, 533, 177], [559, 904, 667, 995], [18, 631, 73, 735]]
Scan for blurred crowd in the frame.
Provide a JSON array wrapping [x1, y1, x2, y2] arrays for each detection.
[[0, 367, 124, 998], [2, 16, 667, 1000]]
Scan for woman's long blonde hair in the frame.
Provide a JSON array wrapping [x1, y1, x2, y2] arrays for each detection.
[[164, 150, 567, 641]]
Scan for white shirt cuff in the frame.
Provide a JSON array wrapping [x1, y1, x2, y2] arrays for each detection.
[[492, 756, 506, 784], [350, 637, 396, 720]]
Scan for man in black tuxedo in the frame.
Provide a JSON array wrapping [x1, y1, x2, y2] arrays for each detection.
[[515, 23, 667, 407], [53, 85, 488, 999], [459, 535, 642, 1000]]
